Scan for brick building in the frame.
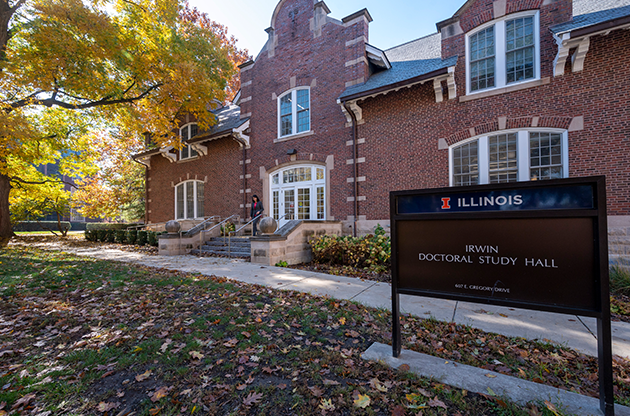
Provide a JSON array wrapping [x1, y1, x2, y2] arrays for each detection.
[[134, 0, 630, 241]]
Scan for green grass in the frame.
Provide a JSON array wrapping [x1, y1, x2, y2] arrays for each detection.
[[1, 246, 627, 415]]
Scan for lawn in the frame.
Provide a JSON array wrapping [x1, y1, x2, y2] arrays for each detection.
[[1, 246, 629, 415]]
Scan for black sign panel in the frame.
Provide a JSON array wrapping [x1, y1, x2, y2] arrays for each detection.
[[390, 177, 613, 415], [396, 218, 596, 310]]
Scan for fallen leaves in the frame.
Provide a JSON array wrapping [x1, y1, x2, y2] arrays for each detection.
[[135, 370, 152, 382], [242, 392, 263, 406], [188, 351, 204, 360], [318, 398, 335, 411], [96, 401, 120, 413], [150, 386, 170, 402], [353, 393, 371, 408]]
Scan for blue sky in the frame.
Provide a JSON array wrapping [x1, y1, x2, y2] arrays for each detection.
[[189, 0, 465, 55]]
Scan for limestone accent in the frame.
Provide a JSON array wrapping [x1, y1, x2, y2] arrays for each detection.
[[460, 78, 551, 102], [241, 80, 252, 87], [498, 116, 507, 130], [438, 138, 448, 150], [240, 96, 252, 103], [568, 116, 584, 132], [345, 57, 369, 67], [290, 76, 296, 89], [493, 0, 506, 18], [346, 36, 367, 47], [345, 77, 365, 88], [250, 220, 342, 265], [531, 116, 540, 127]]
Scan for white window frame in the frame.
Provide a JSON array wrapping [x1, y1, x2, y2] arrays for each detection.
[[277, 87, 311, 138], [179, 123, 199, 161], [449, 128, 569, 186], [465, 10, 541, 95], [269, 164, 326, 223], [174, 180, 204, 220]]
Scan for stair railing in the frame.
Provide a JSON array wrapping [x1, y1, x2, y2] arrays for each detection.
[[227, 213, 263, 257], [184, 215, 229, 238]]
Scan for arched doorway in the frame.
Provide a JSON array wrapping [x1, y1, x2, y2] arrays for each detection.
[[270, 164, 326, 228]]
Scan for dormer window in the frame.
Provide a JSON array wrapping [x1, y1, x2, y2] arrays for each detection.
[[278, 88, 310, 138], [179, 123, 199, 160], [466, 11, 540, 94]]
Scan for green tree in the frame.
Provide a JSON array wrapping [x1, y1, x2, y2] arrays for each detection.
[[0, 0, 234, 246]]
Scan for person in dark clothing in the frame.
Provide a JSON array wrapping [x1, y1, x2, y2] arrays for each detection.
[[250, 195, 264, 236]]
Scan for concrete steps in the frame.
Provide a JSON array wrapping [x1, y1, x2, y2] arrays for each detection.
[[192, 236, 251, 258]]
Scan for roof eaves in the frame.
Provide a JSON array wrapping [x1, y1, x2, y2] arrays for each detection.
[[567, 14, 630, 38], [339, 66, 450, 102]]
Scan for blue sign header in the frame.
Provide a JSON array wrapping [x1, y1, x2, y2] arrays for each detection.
[[397, 184, 594, 214]]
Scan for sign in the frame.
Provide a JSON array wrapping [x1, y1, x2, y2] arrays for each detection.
[[390, 177, 613, 415]]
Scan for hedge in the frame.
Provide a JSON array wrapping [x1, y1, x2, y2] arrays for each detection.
[[13, 221, 71, 233], [309, 224, 391, 273], [84, 227, 162, 247]]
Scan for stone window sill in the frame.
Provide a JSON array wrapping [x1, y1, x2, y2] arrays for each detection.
[[274, 130, 314, 143], [460, 77, 550, 103]]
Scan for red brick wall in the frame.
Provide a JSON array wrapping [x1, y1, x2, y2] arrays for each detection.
[[240, 0, 371, 221], [356, 28, 630, 219], [145, 137, 243, 223]]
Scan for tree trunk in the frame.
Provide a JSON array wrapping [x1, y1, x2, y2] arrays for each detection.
[[0, 172, 12, 247]]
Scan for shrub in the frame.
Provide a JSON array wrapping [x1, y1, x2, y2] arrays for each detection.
[[275, 260, 288, 267], [611, 266, 630, 296], [220, 221, 235, 236], [115, 230, 127, 244], [127, 229, 138, 245], [106, 230, 116, 243], [310, 224, 391, 273], [148, 231, 158, 247], [84, 229, 96, 241], [137, 230, 148, 246], [96, 229, 107, 242], [86, 223, 130, 231]]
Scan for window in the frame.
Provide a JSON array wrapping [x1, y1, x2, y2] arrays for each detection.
[[270, 165, 325, 225], [467, 12, 539, 94], [179, 123, 199, 160], [175, 180, 204, 219], [449, 130, 568, 186], [278, 88, 310, 137]]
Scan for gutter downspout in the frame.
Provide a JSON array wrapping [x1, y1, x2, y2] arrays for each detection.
[[343, 102, 359, 237]]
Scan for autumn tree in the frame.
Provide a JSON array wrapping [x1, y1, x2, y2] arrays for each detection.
[[0, 0, 235, 246], [72, 129, 146, 222], [181, 2, 251, 101]]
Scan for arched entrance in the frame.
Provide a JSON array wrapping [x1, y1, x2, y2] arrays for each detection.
[[270, 164, 326, 228]]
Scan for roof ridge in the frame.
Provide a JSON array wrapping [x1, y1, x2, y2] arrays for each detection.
[[385, 32, 439, 52]]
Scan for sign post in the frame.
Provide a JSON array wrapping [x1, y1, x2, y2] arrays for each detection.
[[390, 176, 613, 415]]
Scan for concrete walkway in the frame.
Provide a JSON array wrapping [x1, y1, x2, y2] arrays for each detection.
[[40, 244, 630, 360]]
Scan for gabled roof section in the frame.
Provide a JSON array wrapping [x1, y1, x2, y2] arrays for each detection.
[[552, 1, 630, 36], [339, 33, 457, 102], [190, 104, 248, 143]]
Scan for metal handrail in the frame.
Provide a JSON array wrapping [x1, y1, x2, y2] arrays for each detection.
[[183, 215, 224, 237], [227, 213, 263, 257]]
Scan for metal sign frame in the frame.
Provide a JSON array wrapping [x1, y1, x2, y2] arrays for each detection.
[[390, 176, 613, 415]]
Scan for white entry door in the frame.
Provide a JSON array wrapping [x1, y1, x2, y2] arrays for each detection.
[[271, 165, 325, 228]]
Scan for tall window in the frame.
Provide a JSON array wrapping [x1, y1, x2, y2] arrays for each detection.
[[270, 165, 325, 225], [175, 180, 204, 219], [467, 12, 539, 94], [450, 130, 567, 186], [278, 88, 310, 138], [179, 123, 199, 160]]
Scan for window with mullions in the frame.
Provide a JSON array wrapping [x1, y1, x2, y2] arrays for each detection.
[[278, 88, 310, 137], [450, 130, 567, 186], [452, 141, 479, 186], [467, 12, 539, 94], [530, 132, 563, 180], [175, 180, 204, 219], [179, 123, 199, 160], [488, 133, 518, 183]]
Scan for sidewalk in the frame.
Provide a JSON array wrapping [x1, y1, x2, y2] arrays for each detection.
[[47, 245, 630, 360]]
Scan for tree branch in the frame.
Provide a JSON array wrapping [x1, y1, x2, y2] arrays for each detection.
[[11, 176, 77, 189], [7, 83, 164, 112]]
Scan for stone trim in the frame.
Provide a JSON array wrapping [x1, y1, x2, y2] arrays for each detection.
[[345, 77, 365, 88], [459, 78, 550, 102], [446, 116, 573, 146], [346, 36, 367, 47], [345, 57, 369, 67], [274, 130, 315, 143]]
